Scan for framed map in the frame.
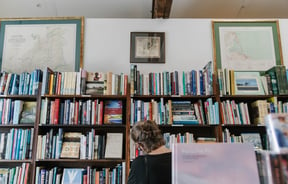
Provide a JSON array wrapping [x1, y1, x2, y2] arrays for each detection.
[[0, 17, 84, 73], [212, 20, 283, 71]]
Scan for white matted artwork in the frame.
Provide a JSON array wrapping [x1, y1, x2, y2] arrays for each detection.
[[213, 20, 283, 71], [233, 71, 265, 95]]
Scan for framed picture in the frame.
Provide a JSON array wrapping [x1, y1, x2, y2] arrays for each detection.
[[212, 20, 283, 71], [130, 32, 165, 63], [233, 71, 265, 95], [0, 17, 84, 73]]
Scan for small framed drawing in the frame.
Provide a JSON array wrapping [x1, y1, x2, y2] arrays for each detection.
[[233, 71, 265, 95], [0, 17, 84, 73], [130, 32, 165, 63], [212, 20, 283, 71]]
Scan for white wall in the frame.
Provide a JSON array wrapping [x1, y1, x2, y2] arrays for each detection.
[[84, 18, 288, 74]]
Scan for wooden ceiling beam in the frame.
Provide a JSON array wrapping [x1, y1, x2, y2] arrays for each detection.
[[152, 0, 173, 19]]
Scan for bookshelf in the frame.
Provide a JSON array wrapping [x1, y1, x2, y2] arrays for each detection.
[[0, 70, 42, 184], [34, 68, 130, 184], [0, 69, 130, 183], [2, 61, 288, 183]]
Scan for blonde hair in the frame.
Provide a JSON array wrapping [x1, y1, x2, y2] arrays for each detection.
[[130, 120, 165, 153]]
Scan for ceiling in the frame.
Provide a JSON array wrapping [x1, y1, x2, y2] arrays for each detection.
[[0, 0, 288, 19]]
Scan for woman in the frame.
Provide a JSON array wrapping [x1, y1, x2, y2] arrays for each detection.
[[127, 120, 171, 184]]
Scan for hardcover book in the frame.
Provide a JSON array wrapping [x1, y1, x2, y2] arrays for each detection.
[[241, 133, 263, 149], [104, 133, 123, 159], [85, 72, 106, 95], [265, 113, 288, 153], [172, 143, 260, 184], [103, 100, 123, 124], [19, 101, 37, 124], [60, 132, 81, 159]]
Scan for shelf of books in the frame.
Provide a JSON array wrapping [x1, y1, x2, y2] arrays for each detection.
[[0, 68, 130, 183], [2, 62, 288, 183], [0, 69, 42, 184], [34, 68, 130, 184], [129, 61, 224, 158], [217, 65, 288, 183]]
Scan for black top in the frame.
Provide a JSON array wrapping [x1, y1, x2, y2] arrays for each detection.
[[127, 152, 172, 184]]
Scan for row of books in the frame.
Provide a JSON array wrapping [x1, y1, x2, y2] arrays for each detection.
[[83, 70, 128, 96], [37, 129, 123, 160], [220, 100, 251, 125], [249, 97, 288, 125], [0, 69, 42, 96], [130, 61, 213, 96], [163, 132, 194, 148], [0, 128, 34, 160], [130, 98, 220, 125], [217, 65, 288, 96], [222, 128, 264, 150], [41, 67, 128, 96], [0, 99, 37, 125], [36, 164, 125, 184], [0, 163, 30, 184], [40, 99, 123, 125]]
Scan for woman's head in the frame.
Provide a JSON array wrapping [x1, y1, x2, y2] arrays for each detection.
[[131, 120, 165, 153]]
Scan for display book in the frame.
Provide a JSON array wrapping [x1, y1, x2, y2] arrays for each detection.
[[171, 143, 260, 184]]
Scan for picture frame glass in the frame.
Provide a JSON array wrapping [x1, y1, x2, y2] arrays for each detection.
[[130, 32, 165, 63], [213, 21, 283, 71], [0, 17, 84, 73]]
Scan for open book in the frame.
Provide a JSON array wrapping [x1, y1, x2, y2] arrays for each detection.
[[172, 143, 260, 184]]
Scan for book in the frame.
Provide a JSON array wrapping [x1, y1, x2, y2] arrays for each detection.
[[241, 133, 263, 149], [265, 113, 288, 153], [104, 133, 123, 159], [172, 143, 260, 184], [103, 100, 123, 124], [85, 72, 106, 95], [19, 101, 37, 124], [60, 132, 81, 159], [61, 168, 83, 184], [265, 65, 287, 95], [251, 100, 268, 125]]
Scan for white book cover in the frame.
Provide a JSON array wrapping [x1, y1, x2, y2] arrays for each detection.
[[172, 143, 260, 184], [104, 133, 123, 159], [265, 113, 288, 153]]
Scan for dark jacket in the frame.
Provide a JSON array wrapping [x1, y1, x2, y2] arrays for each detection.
[[127, 152, 171, 184]]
